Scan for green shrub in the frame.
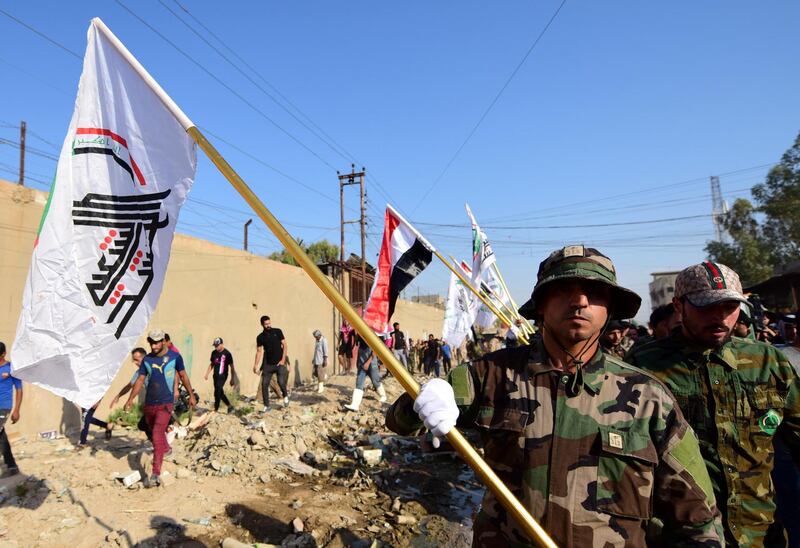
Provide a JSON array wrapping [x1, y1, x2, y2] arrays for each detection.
[[109, 403, 143, 428], [234, 405, 253, 418]]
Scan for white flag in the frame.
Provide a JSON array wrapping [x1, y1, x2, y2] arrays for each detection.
[[475, 266, 511, 330], [442, 270, 479, 348], [466, 203, 495, 286], [11, 20, 196, 407]]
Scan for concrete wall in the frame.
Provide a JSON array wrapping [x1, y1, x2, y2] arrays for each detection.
[[0, 179, 444, 438]]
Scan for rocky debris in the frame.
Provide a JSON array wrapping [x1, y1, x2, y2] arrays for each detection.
[[160, 471, 176, 487], [117, 470, 141, 487], [358, 447, 383, 466], [1, 376, 480, 547], [273, 458, 316, 477], [396, 514, 418, 525]]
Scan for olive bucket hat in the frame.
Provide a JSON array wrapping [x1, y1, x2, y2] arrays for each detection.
[[518, 245, 641, 320]]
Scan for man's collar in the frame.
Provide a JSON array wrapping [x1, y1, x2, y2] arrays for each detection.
[[528, 339, 606, 394], [670, 329, 738, 369]]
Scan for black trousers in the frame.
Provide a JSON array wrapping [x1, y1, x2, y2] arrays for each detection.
[[213, 374, 231, 411], [0, 410, 17, 469], [261, 364, 287, 406]]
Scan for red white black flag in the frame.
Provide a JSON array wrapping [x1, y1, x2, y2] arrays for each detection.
[[363, 206, 434, 332]]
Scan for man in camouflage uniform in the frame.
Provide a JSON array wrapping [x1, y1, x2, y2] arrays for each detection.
[[627, 261, 800, 547], [386, 246, 722, 547], [601, 319, 628, 359]]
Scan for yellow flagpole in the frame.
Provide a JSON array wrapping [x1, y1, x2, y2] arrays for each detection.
[[491, 263, 536, 335], [89, 18, 552, 546], [186, 127, 555, 548], [441, 253, 529, 345]]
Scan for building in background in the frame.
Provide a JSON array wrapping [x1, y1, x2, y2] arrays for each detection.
[[410, 294, 446, 309], [746, 260, 800, 312], [649, 271, 680, 309]]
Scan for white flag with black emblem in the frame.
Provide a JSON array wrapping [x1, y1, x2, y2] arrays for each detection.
[[12, 20, 196, 407]]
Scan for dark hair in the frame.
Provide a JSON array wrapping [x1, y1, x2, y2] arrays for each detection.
[[649, 304, 675, 328], [260, 315, 270, 324], [737, 310, 753, 326], [132, 347, 146, 356], [0, 342, 5, 355], [164, 333, 171, 342], [393, 322, 399, 327]]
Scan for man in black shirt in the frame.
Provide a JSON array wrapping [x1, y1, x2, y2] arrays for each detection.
[[205, 337, 235, 413], [423, 334, 441, 377], [252, 316, 288, 411], [390, 322, 410, 373]]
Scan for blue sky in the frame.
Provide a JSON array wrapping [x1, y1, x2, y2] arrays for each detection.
[[1, 1, 798, 323]]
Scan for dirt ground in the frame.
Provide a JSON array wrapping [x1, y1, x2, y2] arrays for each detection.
[[0, 375, 483, 547]]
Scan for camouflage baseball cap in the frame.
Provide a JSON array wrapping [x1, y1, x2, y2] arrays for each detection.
[[675, 261, 747, 308], [518, 245, 641, 320]]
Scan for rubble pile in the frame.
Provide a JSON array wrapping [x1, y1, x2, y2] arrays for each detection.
[[0, 378, 479, 547]]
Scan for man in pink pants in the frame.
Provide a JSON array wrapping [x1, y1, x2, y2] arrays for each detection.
[[125, 330, 195, 487]]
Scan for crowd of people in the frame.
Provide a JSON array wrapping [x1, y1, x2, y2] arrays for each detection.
[[2, 245, 799, 547], [386, 247, 800, 548]]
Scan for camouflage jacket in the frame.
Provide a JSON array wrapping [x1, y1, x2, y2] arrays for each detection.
[[386, 342, 723, 547], [601, 343, 627, 360], [627, 332, 800, 547]]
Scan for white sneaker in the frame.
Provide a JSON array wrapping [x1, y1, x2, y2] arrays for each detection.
[[283, 396, 289, 407], [262, 406, 270, 413]]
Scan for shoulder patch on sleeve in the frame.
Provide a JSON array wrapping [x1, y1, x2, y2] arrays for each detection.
[[448, 365, 475, 407], [669, 428, 715, 505]]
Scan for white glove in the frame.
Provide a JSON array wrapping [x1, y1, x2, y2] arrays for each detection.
[[413, 378, 459, 448]]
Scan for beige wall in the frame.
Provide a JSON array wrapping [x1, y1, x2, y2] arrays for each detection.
[[0, 179, 444, 438]]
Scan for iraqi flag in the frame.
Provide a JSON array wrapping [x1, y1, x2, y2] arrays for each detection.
[[363, 206, 434, 332], [11, 19, 196, 407]]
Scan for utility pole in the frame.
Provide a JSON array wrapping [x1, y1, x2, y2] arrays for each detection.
[[337, 164, 366, 305], [18, 121, 26, 186], [243, 219, 252, 251]]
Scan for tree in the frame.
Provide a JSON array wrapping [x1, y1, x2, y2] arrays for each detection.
[[705, 199, 772, 286], [268, 238, 339, 266], [753, 132, 800, 265], [706, 131, 800, 286]]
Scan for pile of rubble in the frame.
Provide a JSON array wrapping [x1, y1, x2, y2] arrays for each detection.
[[0, 377, 480, 547]]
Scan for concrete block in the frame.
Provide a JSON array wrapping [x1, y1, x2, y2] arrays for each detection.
[[119, 470, 141, 487]]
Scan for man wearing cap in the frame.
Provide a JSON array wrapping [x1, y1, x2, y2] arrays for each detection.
[[628, 261, 800, 547], [650, 303, 681, 341], [125, 329, 196, 487], [312, 330, 328, 394], [205, 338, 235, 413], [386, 245, 722, 547], [601, 319, 627, 359], [733, 310, 754, 339]]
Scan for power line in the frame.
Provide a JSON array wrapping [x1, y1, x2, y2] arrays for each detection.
[[0, 55, 73, 96], [483, 162, 775, 223], [0, 12, 360, 221], [412, 0, 567, 213], [0, 137, 59, 161], [165, 0, 402, 215], [114, 0, 338, 171], [159, 0, 349, 163], [0, 4, 393, 223], [414, 213, 711, 230], [199, 127, 346, 208], [0, 7, 82, 59]]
